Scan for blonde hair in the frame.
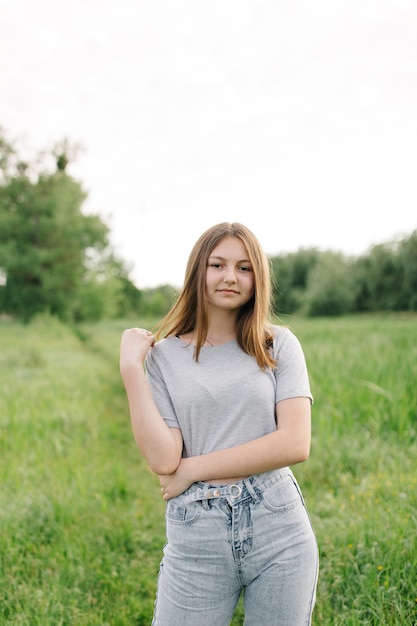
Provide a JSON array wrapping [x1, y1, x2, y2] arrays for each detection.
[[153, 222, 276, 369]]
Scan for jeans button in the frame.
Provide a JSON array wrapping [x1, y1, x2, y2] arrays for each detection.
[[230, 484, 242, 498]]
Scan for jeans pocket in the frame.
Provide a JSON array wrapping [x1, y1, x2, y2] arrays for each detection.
[[166, 499, 201, 525], [261, 474, 301, 512]]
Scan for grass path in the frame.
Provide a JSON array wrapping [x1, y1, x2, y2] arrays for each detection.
[[0, 314, 416, 624]]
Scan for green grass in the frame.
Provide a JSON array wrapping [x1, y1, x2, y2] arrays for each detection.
[[0, 313, 416, 625]]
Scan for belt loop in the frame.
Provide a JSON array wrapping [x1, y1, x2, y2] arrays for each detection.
[[244, 477, 260, 502], [202, 498, 211, 511]]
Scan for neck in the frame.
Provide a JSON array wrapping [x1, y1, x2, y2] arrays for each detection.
[[204, 316, 237, 346], [204, 331, 236, 346]]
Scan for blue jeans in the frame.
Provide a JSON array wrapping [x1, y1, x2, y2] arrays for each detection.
[[152, 469, 318, 625]]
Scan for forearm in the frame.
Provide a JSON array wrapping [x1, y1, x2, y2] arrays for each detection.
[[184, 427, 310, 484], [122, 366, 182, 474]]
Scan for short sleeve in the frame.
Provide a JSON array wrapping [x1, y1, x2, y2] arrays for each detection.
[[145, 346, 180, 429], [272, 327, 313, 405]]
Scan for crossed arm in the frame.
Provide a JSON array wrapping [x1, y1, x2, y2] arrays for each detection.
[[120, 328, 312, 500], [158, 397, 311, 499]]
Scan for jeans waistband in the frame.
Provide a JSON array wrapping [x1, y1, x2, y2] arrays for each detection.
[[182, 482, 245, 503], [181, 468, 290, 505]]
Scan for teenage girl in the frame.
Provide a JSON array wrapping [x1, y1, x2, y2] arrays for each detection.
[[120, 222, 318, 625]]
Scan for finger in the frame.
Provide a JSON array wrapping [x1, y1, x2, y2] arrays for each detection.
[[131, 328, 154, 346], [141, 328, 154, 340], [145, 330, 155, 346]]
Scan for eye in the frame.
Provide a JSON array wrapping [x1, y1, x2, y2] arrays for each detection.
[[238, 265, 252, 272], [209, 262, 223, 269]]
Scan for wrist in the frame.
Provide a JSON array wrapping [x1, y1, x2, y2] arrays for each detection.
[[121, 362, 145, 384], [181, 456, 200, 484]]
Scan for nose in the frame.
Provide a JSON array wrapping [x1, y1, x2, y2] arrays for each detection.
[[223, 266, 237, 283]]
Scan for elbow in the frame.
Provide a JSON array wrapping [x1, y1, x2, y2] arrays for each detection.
[[148, 458, 180, 476], [296, 446, 310, 464], [134, 440, 181, 475], [291, 437, 311, 465]]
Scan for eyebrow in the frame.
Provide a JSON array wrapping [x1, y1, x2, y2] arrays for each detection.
[[208, 255, 252, 264]]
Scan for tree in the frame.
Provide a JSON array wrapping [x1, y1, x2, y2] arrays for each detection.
[[302, 252, 357, 316], [0, 129, 128, 321], [353, 242, 403, 312], [398, 230, 417, 311], [270, 249, 321, 314]]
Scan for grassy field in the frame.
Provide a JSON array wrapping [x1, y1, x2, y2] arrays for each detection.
[[0, 313, 416, 625]]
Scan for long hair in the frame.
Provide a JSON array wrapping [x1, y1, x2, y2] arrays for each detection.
[[153, 222, 277, 369]]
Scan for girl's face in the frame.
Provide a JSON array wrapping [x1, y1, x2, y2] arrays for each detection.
[[205, 236, 255, 312]]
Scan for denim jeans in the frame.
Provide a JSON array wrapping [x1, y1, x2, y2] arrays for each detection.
[[152, 469, 319, 625]]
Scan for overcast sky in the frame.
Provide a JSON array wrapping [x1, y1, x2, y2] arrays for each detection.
[[1, 0, 416, 287]]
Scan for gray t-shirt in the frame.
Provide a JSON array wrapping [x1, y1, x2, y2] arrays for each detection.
[[146, 325, 312, 458]]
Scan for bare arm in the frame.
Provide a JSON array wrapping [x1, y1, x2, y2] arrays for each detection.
[[159, 397, 311, 499], [120, 328, 183, 475]]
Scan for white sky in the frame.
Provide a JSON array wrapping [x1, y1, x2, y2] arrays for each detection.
[[1, 0, 416, 288]]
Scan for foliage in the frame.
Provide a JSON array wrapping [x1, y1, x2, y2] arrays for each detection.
[[400, 230, 417, 310], [270, 248, 321, 314], [1, 125, 417, 321], [353, 232, 417, 313], [0, 129, 140, 323], [302, 252, 357, 316], [270, 230, 417, 317], [0, 314, 416, 624], [353, 242, 403, 312], [138, 284, 177, 318]]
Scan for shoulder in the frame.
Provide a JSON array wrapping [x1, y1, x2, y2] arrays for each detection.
[[270, 324, 305, 356], [153, 335, 175, 350], [270, 324, 296, 344], [146, 335, 179, 365]]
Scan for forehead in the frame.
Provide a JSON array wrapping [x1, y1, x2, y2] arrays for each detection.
[[209, 236, 250, 260]]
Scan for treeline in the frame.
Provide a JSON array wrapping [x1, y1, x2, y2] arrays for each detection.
[[0, 128, 171, 322], [1, 128, 416, 323], [270, 232, 417, 316]]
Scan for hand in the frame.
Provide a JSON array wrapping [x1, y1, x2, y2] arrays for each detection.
[[158, 459, 194, 500], [120, 328, 155, 375]]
